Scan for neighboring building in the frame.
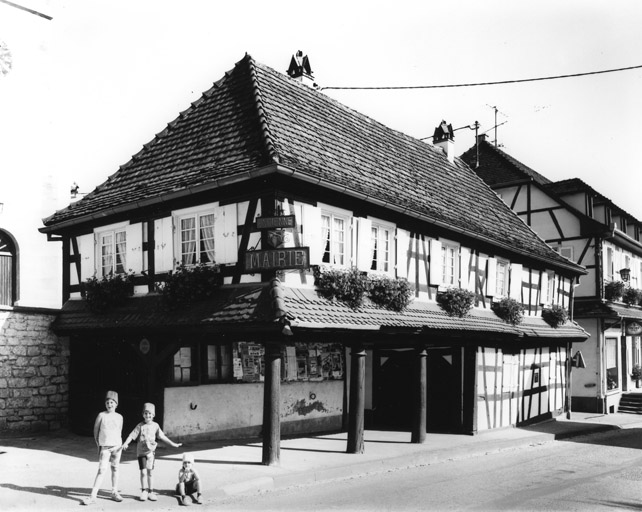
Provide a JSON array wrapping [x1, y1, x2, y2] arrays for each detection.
[[40, 54, 588, 454], [462, 136, 642, 414], [0, 167, 69, 433]]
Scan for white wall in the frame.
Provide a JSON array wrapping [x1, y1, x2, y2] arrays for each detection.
[[163, 380, 343, 438]]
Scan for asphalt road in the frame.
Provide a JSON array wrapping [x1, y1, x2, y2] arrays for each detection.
[[211, 427, 642, 511]]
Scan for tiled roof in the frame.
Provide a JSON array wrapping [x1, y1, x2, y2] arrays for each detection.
[[550, 178, 639, 222], [42, 55, 581, 273], [460, 138, 552, 188], [53, 280, 589, 343]]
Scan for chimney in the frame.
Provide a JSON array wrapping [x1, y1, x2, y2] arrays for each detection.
[[433, 120, 455, 163], [286, 50, 317, 88]]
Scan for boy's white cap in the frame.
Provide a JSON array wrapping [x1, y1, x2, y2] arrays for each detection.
[[142, 402, 155, 414], [182, 453, 194, 463]]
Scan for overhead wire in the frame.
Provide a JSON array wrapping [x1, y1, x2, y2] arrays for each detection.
[[320, 63, 642, 91]]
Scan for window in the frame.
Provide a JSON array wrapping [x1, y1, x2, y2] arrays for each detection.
[[441, 244, 457, 286], [370, 224, 391, 272], [179, 212, 216, 266], [606, 337, 619, 390], [554, 246, 573, 261], [546, 272, 556, 305], [171, 345, 197, 384], [496, 260, 508, 296], [321, 212, 347, 265], [205, 344, 232, 382], [0, 229, 17, 306], [99, 229, 126, 277], [168, 341, 233, 385]]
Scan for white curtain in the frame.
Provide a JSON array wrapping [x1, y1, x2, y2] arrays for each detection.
[[115, 231, 126, 273], [181, 217, 197, 265], [200, 214, 216, 263]]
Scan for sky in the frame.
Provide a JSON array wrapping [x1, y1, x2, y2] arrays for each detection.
[[1, 0, 642, 223]]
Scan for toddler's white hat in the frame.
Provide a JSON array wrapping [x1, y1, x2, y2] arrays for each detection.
[[182, 453, 194, 463]]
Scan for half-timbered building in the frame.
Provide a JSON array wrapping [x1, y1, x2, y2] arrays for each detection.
[[41, 54, 588, 460], [462, 135, 642, 415]]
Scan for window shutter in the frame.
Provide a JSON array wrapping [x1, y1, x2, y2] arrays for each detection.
[[302, 204, 323, 265], [459, 247, 473, 291], [486, 257, 497, 296], [510, 263, 523, 300], [396, 229, 410, 279], [429, 239, 442, 286], [126, 223, 143, 274], [356, 217, 372, 271], [214, 204, 238, 264], [540, 272, 549, 305], [155, 217, 174, 272], [79, 233, 95, 281]]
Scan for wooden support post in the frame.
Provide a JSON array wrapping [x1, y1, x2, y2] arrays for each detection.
[[262, 343, 281, 466], [411, 347, 427, 444], [566, 342, 572, 420], [347, 344, 366, 454]]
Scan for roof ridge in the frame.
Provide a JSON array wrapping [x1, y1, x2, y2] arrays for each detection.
[[243, 54, 279, 164]]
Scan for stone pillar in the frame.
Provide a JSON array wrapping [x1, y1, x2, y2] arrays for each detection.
[[262, 342, 281, 466], [347, 344, 366, 454], [411, 347, 427, 444]]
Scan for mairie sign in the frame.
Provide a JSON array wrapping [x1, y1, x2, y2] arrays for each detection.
[[244, 247, 309, 272]]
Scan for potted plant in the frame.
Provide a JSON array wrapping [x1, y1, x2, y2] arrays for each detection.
[[541, 304, 568, 328], [622, 287, 642, 306], [160, 263, 222, 309], [314, 267, 370, 309], [492, 297, 524, 325], [604, 280, 626, 301], [632, 365, 642, 388], [82, 272, 135, 312], [436, 287, 475, 317], [369, 276, 414, 312]]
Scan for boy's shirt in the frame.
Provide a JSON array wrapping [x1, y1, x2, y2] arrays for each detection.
[[94, 411, 123, 447], [127, 421, 165, 457], [179, 467, 200, 484]]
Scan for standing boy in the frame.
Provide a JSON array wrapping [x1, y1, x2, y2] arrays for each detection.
[[122, 402, 182, 501], [83, 390, 124, 505]]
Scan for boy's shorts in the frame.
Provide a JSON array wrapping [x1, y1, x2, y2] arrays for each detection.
[[98, 446, 121, 468], [137, 453, 155, 470]]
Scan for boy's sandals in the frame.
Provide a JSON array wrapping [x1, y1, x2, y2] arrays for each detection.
[[193, 495, 203, 504], [179, 495, 187, 506], [82, 496, 95, 505], [148, 491, 158, 501], [111, 491, 123, 502], [140, 489, 149, 501]]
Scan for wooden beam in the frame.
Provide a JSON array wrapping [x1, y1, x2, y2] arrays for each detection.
[[347, 344, 366, 454], [262, 342, 281, 466]]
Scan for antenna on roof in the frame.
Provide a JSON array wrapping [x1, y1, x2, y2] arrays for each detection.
[[486, 105, 508, 147]]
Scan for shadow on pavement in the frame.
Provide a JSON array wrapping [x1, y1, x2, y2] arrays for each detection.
[[0, 483, 92, 504]]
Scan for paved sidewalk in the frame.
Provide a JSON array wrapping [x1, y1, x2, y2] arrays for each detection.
[[2, 412, 642, 511]]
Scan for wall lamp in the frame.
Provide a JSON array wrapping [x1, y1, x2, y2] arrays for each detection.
[[619, 268, 631, 282]]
